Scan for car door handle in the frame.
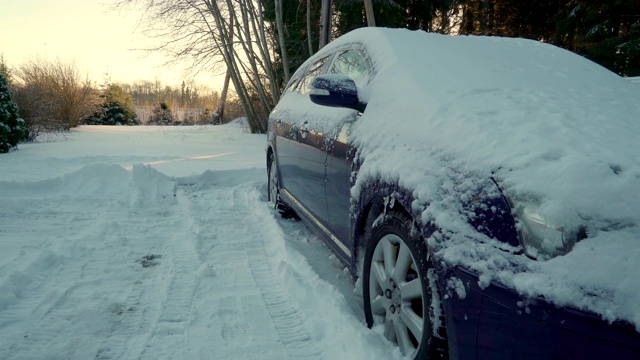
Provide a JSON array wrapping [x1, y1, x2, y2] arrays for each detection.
[[300, 122, 309, 139]]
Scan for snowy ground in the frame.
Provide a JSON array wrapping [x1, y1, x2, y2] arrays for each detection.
[[0, 124, 403, 359]]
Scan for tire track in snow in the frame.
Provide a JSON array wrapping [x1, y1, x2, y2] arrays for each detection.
[[244, 237, 324, 359], [0, 202, 106, 359], [89, 212, 179, 360], [237, 189, 323, 358], [232, 185, 324, 359], [178, 179, 323, 359], [137, 189, 200, 360], [0, 172, 182, 360], [1, 167, 383, 359]]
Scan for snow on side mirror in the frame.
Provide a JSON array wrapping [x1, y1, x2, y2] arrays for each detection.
[[309, 74, 366, 113]]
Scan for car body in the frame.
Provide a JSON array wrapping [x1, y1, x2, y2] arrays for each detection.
[[266, 27, 640, 359]]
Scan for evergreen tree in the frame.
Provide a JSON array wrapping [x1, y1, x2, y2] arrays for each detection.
[[0, 74, 26, 153], [453, 0, 639, 76], [0, 54, 11, 83], [148, 102, 175, 125], [84, 84, 138, 125], [554, 0, 640, 77]]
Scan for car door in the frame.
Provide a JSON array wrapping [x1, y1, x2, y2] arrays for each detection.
[[325, 121, 356, 247], [324, 47, 373, 250], [292, 54, 350, 228], [270, 72, 304, 195], [274, 55, 335, 226]]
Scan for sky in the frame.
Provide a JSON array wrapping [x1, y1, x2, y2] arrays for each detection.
[[0, 0, 220, 88]]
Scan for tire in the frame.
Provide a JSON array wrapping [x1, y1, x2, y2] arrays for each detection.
[[267, 152, 298, 219], [267, 152, 279, 206], [363, 210, 448, 359]]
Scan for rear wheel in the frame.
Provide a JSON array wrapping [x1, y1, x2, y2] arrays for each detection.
[[267, 153, 279, 206], [267, 152, 298, 219], [363, 210, 447, 359]]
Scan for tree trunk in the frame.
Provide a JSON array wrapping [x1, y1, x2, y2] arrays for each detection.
[[275, 0, 291, 84], [232, 0, 273, 115], [320, 0, 332, 48], [216, 69, 231, 124], [249, 0, 280, 102], [215, 11, 234, 125], [364, 0, 375, 27], [307, 0, 314, 56], [204, 0, 259, 131]]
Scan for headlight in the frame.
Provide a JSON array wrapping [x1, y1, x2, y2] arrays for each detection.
[[515, 206, 584, 260]]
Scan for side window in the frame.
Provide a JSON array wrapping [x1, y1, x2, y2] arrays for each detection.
[[329, 49, 371, 85], [297, 56, 330, 94], [283, 72, 302, 95]]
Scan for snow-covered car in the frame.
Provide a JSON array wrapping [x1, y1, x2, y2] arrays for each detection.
[[266, 27, 640, 359]]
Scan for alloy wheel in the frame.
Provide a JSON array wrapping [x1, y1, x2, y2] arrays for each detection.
[[368, 233, 427, 358]]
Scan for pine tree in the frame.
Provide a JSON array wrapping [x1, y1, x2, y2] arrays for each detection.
[[554, 0, 640, 76], [0, 74, 25, 153], [83, 84, 139, 126], [0, 54, 11, 83], [148, 102, 175, 125]]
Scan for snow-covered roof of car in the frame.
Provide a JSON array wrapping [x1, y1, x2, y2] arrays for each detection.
[[321, 28, 640, 329]]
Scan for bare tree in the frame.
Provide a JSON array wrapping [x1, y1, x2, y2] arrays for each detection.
[[117, 0, 280, 133], [13, 57, 97, 137]]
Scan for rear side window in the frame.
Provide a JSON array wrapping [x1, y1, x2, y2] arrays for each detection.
[[329, 49, 371, 85]]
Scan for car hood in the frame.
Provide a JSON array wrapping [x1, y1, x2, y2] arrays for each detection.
[[322, 28, 640, 329]]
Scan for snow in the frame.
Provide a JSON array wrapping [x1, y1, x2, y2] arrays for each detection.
[[0, 125, 403, 359], [309, 28, 640, 329]]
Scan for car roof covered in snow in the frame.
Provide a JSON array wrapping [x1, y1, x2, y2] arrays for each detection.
[[312, 27, 640, 329]]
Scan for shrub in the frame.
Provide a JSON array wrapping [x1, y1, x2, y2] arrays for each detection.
[[0, 74, 26, 153], [148, 102, 175, 125], [13, 57, 97, 136], [83, 84, 138, 126], [84, 101, 139, 126]]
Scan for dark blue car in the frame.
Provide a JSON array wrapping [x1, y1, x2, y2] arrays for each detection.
[[266, 28, 640, 359]]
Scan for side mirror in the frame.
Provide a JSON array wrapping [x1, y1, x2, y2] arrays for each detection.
[[309, 74, 366, 113]]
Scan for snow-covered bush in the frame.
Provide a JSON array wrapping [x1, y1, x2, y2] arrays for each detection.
[[84, 101, 139, 126], [84, 84, 138, 126], [0, 74, 25, 153], [147, 102, 175, 125]]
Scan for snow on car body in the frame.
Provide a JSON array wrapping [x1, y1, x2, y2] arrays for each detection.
[[267, 27, 640, 359]]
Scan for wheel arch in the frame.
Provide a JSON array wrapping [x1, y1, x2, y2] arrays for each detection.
[[266, 145, 274, 168], [351, 177, 520, 272], [351, 182, 424, 279], [356, 182, 450, 358]]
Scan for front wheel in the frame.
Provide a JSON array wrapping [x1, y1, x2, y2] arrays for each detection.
[[363, 211, 447, 359]]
